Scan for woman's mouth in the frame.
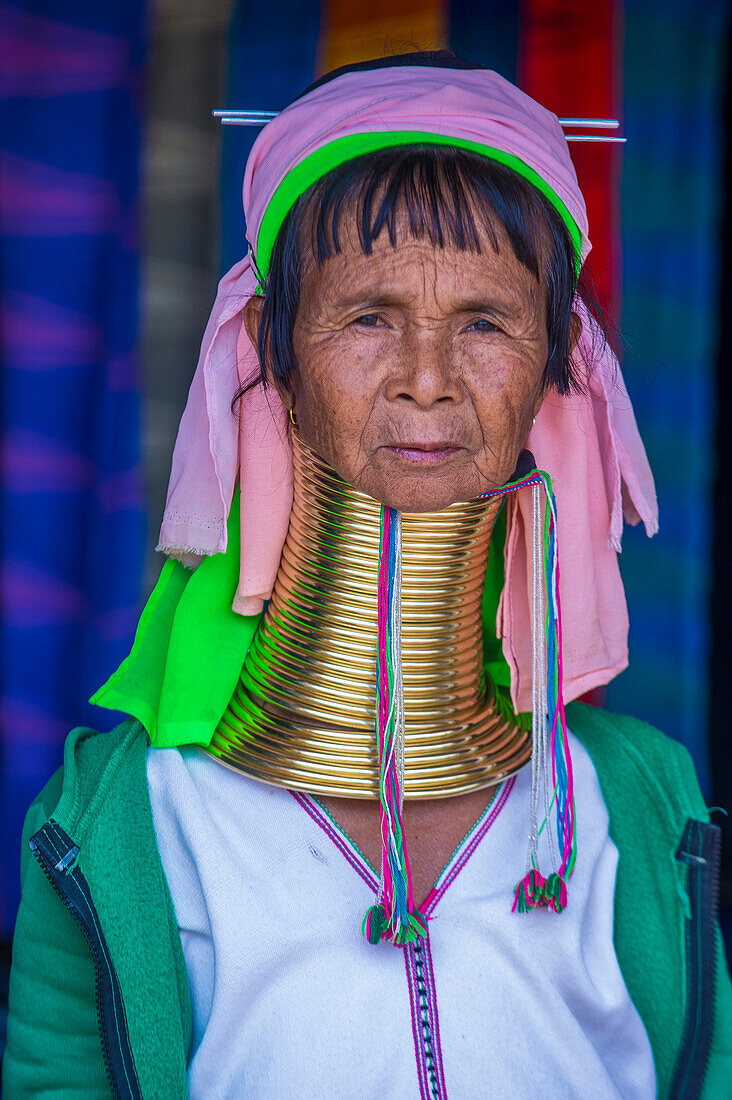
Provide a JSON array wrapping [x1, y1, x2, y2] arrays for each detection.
[[385, 443, 462, 465]]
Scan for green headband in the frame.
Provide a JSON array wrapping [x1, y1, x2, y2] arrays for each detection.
[[254, 130, 583, 282]]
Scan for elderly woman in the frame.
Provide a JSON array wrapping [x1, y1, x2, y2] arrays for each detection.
[[5, 51, 732, 1100]]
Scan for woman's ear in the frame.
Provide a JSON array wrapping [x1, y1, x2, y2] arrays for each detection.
[[568, 311, 582, 357], [243, 295, 265, 358], [242, 295, 294, 407]]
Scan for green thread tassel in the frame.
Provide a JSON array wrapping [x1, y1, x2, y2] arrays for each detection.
[[513, 868, 568, 913]]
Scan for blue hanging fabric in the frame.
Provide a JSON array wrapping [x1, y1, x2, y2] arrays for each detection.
[[0, 0, 147, 936]]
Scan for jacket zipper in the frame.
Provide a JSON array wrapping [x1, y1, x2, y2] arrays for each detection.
[[668, 818, 721, 1099], [29, 819, 143, 1100]]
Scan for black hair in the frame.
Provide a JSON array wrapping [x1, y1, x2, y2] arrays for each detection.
[[294, 48, 485, 100], [237, 51, 606, 405]]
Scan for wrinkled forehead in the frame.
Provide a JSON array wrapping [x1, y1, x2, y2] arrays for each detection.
[[241, 66, 589, 281], [295, 228, 547, 326]]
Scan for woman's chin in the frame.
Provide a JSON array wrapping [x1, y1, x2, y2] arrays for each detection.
[[326, 447, 489, 513], [365, 476, 476, 514]]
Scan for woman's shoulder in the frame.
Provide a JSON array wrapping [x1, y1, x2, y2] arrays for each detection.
[[25, 717, 150, 845], [9, 718, 193, 1099], [566, 699, 709, 827], [568, 702, 730, 1099]]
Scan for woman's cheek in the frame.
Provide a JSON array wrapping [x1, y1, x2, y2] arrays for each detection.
[[320, 337, 390, 405], [469, 358, 537, 456], [294, 341, 376, 454], [470, 350, 541, 412]]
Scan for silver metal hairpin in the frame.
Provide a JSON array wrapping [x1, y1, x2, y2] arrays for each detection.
[[212, 109, 625, 143]]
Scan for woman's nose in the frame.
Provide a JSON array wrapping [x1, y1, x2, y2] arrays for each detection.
[[384, 329, 461, 409]]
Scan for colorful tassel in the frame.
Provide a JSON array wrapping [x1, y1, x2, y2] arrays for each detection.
[[365, 459, 576, 941], [481, 460, 576, 914], [362, 506, 427, 947], [512, 869, 567, 914]]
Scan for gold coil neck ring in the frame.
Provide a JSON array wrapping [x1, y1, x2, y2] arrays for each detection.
[[208, 431, 530, 798]]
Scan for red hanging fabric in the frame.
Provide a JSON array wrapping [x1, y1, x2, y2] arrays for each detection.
[[519, 0, 623, 316], [520, 0, 623, 709]]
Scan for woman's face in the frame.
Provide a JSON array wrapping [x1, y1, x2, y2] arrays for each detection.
[[247, 213, 563, 513]]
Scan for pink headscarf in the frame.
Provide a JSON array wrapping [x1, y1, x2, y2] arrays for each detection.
[[157, 64, 658, 713]]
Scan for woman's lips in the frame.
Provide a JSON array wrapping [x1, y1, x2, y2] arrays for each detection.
[[385, 443, 463, 464]]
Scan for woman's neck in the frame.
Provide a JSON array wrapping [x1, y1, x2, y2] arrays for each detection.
[[208, 430, 530, 798]]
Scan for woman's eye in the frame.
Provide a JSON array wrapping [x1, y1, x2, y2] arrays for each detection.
[[466, 318, 498, 333]]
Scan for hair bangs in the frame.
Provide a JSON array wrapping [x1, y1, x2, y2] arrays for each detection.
[[302, 147, 549, 277]]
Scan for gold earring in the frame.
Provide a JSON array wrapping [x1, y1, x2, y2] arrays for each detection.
[[532, 417, 536, 429], [289, 406, 298, 428]]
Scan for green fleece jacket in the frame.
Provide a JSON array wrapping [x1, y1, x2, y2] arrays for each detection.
[[4, 702, 732, 1098]]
